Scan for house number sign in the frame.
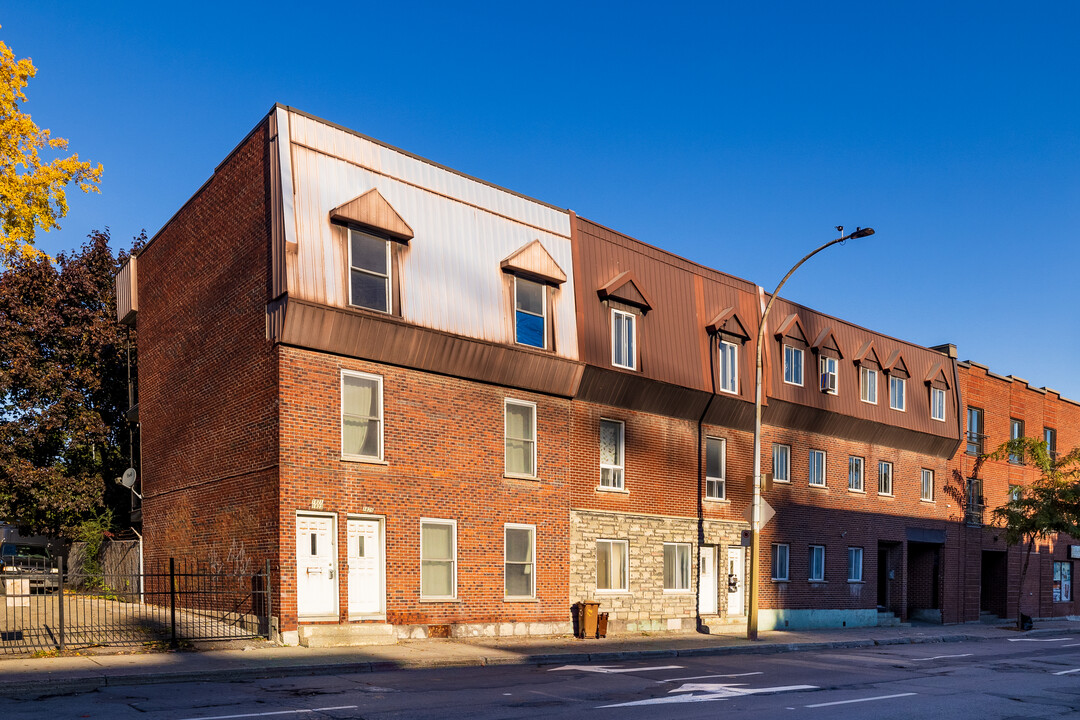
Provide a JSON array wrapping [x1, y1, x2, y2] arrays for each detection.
[[311, 498, 324, 510]]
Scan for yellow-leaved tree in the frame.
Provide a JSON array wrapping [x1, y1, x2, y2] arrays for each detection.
[[0, 30, 102, 262]]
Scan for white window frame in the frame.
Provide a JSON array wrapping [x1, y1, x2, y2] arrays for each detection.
[[820, 356, 838, 395], [705, 436, 726, 500], [848, 547, 864, 582], [513, 276, 547, 349], [504, 398, 537, 479], [930, 386, 946, 422], [718, 339, 738, 394], [596, 539, 629, 592], [808, 545, 826, 582], [340, 369, 384, 462], [663, 542, 692, 592], [504, 523, 536, 600], [347, 227, 391, 313], [878, 460, 893, 496], [848, 456, 864, 492], [921, 468, 934, 501], [771, 543, 790, 581], [860, 366, 878, 404], [599, 419, 625, 490], [611, 308, 637, 370], [889, 375, 906, 411], [808, 449, 827, 487], [783, 344, 804, 386], [419, 518, 457, 600], [772, 443, 791, 484]]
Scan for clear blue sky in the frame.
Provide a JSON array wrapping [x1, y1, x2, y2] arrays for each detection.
[[6, 2, 1079, 398]]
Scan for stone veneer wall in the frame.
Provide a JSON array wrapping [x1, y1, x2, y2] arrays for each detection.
[[570, 509, 746, 632]]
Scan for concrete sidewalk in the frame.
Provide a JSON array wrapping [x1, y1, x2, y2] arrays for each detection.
[[1, 618, 1078, 696]]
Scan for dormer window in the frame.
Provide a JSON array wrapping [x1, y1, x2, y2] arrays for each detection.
[[349, 228, 391, 313], [889, 376, 906, 411], [612, 309, 637, 370], [514, 277, 546, 349], [718, 339, 738, 393], [820, 356, 838, 395], [860, 366, 878, 404], [784, 345, 804, 386]]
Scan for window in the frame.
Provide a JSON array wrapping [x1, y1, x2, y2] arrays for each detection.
[[504, 525, 535, 599], [967, 407, 984, 455], [860, 366, 878, 404], [341, 371, 383, 460], [966, 477, 984, 524], [848, 456, 864, 492], [718, 339, 738, 394], [1045, 427, 1058, 460], [848, 547, 864, 582], [706, 437, 726, 500], [514, 277, 546, 348], [878, 461, 893, 496], [599, 419, 625, 489], [420, 519, 456, 599], [808, 449, 826, 487], [771, 543, 790, 581], [921, 469, 934, 501], [1010, 419, 1024, 464], [348, 228, 391, 313], [596, 539, 628, 591], [1009, 484, 1021, 502], [930, 387, 946, 422], [889, 375, 906, 411], [611, 309, 636, 370], [663, 543, 692, 591], [808, 545, 825, 582], [1053, 562, 1072, 603], [772, 444, 791, 483], [820, 356, 838, 394], [504, 399, 536, 477], [783, 345, 803, 386]]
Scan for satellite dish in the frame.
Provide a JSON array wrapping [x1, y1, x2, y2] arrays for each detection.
[[121, 468, 138, 489]]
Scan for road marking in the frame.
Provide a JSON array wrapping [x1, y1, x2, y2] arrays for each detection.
[[550, 664, 682, 674], [910, 653, 973, 661], [175, 707, 359, 720], [599, 683, 817, 707], [1062, 643, 1080, 648], [1008, 637, 1069, 642], [659, 671, 763, 682], [805, 692, 917, 708], [1053, 668, 1080, 675]]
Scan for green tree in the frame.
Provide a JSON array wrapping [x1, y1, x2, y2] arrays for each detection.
[[988, 437, 1080, 629], [0, 229, 142, 536]]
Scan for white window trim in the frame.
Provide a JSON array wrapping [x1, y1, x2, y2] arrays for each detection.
[[347, 227, 391, 313], [771, 542, 790, 582], [772, 443, 791, 484], [504, 398, 538, 479], [920, 468, 935, 502], [599, 418, 625, 490], [340, 369, 384, 462], [705, 436, 726, 500], [860, 366, 878, 405], [513, 276, 547, 350], [419, 518, 457, 601], [808, 544, 826, 582], [848, 547, 864, 583], [783, 344, 804, 387], [930, 386, 946, 422], [718, 339, 739, 394], [878, 460, 894, 497], [504, 523, 536, 600], [848, 456, 864, 492], [808, 449, 827, 488], [820, 356, 839, 395], [611, 308, 637, 371], [596, 539, 629, 593], [889, 376, 907, 411], [663, 542, 693, 593]]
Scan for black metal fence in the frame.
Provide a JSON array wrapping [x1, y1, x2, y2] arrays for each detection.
[[0, 557, 272, 654]]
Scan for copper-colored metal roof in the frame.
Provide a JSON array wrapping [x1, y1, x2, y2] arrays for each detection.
[[329, 188, 414, 241], [500, 239, 568, 285]]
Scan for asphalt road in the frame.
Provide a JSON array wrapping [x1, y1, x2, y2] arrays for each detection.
[[6, 637, 1080, 719]]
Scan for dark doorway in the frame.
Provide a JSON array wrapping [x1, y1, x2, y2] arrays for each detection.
[[877, 541, 901, 615], [907, 541, 942, 623], [981, 550, 1008, 618]]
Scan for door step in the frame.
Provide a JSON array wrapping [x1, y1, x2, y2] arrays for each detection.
[[298, 623, 397, 648], [700, 616, 747, 635], [876, 611, 908, 627]]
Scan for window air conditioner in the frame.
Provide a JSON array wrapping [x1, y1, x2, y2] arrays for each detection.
[[821, 372, 836, 393]]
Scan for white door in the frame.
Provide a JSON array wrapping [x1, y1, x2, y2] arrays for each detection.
[[699, 546, 717, 615], [727, 547, 746, 616], [348, 518, 383, 616], [296, 514, 337, 618]]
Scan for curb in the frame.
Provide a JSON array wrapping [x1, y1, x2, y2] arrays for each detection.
[[2, 625, 1077, 696]]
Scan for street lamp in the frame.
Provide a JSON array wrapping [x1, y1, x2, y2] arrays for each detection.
[[746, 226, 875, 640]]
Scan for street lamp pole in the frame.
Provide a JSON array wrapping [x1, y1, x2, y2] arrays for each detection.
[[747, 226, 875, 641]]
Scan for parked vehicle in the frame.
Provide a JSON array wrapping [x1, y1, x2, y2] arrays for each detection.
[[0, 525, 59, 593]]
